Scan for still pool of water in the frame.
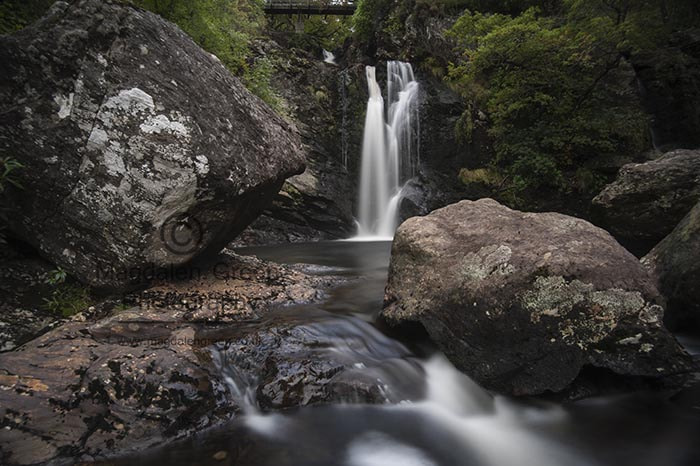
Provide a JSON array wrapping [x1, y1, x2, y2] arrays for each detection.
[[114, 241, 700, 466]]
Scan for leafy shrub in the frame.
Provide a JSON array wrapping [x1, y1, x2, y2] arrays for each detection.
[[43, 267, 93, 317], [447, 6, 649, 195]]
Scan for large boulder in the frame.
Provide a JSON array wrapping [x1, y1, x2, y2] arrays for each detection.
[[0, 0, 304, 290], [643, 201, 700, 332], [381, 199, 692, 397], [592, 150, 700, 256]]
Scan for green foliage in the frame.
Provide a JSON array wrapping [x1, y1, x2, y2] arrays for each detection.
[[43, 284, 93, 317], [243, 57, 283, 111], [43, 267, 93, 317], [447, 6, 650, 196], [458, 168, 503, 186], [270, 14, 352, 51], [0, 0, 53, 35], [130, 1, 284, 106], [0, 157, 22, 193], [45, 267, 68, 286], [352, 0, 393, 42], [132, 0, 265, 76]]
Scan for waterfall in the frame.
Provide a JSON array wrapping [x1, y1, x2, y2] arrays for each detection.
[[323, 49, 336, 65], [356, 61, 420, 238]]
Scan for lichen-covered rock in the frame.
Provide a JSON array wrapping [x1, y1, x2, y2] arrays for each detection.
[[0, 0, 304, 290], [592, 149, 700, 255], [643, 201, 700, 332], [381, 199, 692, 397]]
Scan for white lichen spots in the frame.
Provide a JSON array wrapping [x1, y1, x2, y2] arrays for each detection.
[[139, 45, 149, 56], [523, 276, 660, 349], [194, 155, 209, 175], [102, 142, 125, 176], [155, 60, 161, 65], [618, 334, 642, 345], [97, 53, 108, 67], [639, 305, 663, 324], [87, 127, 109, 149], [170, 80, 178, 87], [54, 93, 74, 119], [140, 114, 190, 137], [641, 343, 654, 353], [102, 88, 155, 122], [460, 245, 515, 281], [139, 64, 145, 69], [62, 248, 76, 261]]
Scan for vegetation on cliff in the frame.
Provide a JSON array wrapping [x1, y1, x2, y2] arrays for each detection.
[[351, 0, 699, 204]]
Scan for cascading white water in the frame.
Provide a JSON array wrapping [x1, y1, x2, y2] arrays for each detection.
[[356, 61, 420, 238], [323, 49, 337, 65]]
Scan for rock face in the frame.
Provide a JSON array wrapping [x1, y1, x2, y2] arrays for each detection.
[[633, 29, 700, 150], [381, 199, 692, 397], [232, 40, 356, 246], [643, 201, 700, 332], [0, 0, 304, 289], [592, 150, 700, 255]]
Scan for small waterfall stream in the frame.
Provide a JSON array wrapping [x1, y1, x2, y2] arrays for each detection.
[[356, 61, 420, 238]]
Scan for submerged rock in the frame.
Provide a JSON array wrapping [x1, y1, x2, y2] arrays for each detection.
[[643, 201, 700, 332], [381, 199, 692, 397], [592, 149, 700, 255], [0, 0, 304, 290]]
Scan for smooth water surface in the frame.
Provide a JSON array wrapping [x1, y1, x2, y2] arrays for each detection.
[[114, 241, 700, 466]]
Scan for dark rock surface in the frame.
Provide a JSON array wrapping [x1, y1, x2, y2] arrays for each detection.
[[643, 201, 700, 332], [0, 0, 304, 290], [633, 29, 700, 150], [381, 199, 693, 397], [592, 149, 700, 255], [232, 40, 356, 245], [0, 243, 63, 352]]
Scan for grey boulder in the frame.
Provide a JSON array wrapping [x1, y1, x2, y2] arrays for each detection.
[[381, 199, 692, 397], [0, 0, 304, 290]]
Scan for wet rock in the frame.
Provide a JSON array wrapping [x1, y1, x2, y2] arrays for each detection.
[[592, 149, 700, 256], [0, 321, 231, 465], [211, 309, 424, 411], [381, 199, 693, 397], [0, 253, 349, 465], [643, 201, 700, 332], [0, 0, 304, 290]]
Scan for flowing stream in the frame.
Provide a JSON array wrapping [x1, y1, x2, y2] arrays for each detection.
[[357, 62, 420, 238], [115, 241, 700, 466]]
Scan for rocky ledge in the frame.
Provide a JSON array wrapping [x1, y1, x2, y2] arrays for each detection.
[[0, 252, 397, 465]]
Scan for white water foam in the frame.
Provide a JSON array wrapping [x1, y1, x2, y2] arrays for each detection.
[[356, 62, 420, 238]]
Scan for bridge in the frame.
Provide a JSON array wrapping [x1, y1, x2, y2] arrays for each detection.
[[263, 0, 357, 16]]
